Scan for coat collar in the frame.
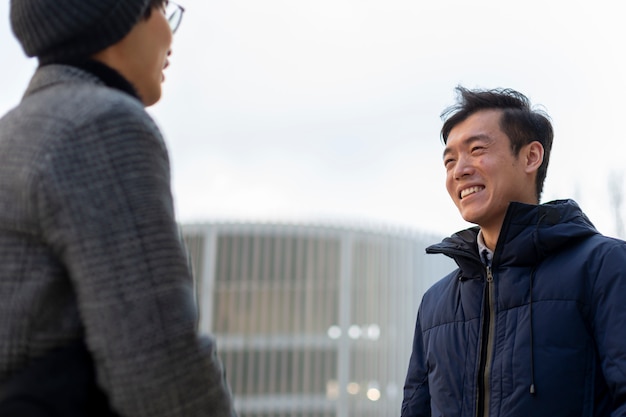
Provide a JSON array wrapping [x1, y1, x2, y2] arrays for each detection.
[[26, 60, 140, 102], [427, 199, 598, 277]]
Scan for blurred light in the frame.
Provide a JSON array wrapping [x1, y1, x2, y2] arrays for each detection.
[[367, 388, 381, 401], [348, 324, 361, 339], [346, 382, 360, 395], [326, 380, 339, 399], [327, 325, 341, 339], [367, 324, 380, 340]]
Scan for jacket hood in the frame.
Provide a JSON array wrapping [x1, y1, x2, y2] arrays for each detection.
[[427, 199, 598, 273]]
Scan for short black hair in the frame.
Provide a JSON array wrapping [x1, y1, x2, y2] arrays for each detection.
[[144, 0, 167, 19], [441, 86, 554, 201]]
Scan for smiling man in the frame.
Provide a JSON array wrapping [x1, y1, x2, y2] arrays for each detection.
[[401, 87, 626, 417]]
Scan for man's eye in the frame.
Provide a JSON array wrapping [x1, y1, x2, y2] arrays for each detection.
[[471, 146, 484, 153]]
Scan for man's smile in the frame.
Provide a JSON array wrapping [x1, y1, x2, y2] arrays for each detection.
[[460, 185, 485, 200]]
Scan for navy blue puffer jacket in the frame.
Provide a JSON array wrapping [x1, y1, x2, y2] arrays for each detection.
[[401, 200, 626, 417]]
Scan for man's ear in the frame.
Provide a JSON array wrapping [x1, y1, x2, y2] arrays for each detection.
[[524, 141, 544, 174]]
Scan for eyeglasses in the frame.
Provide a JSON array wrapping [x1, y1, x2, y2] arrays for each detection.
[[165, 1, 185, 34]]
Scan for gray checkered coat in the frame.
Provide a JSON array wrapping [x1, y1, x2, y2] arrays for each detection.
[[0, 64, 235, 416]]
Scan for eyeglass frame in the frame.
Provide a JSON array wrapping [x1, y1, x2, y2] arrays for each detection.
[[165, 1, 185, 34]]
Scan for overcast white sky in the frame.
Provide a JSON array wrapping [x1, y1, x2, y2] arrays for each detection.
[[2, 0, 625, 239]]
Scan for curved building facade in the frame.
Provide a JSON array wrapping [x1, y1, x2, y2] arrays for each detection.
[[181, 222, 454, 417]]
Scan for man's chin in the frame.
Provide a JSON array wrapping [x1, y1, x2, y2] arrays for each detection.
[[459, 210, 483, 226]]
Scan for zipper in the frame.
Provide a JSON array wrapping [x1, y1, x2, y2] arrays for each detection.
[[476, 265, 495, 417]]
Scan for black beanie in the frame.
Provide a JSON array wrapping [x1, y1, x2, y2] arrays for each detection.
[[10, 0, 150, 64]]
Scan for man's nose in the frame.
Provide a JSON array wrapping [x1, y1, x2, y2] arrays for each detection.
[[453, 155, 473, 180]]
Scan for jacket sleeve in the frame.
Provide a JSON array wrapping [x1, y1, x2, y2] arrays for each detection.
[[36, 102, 236, 417], [591, 241, 626, 416], [401, 303, 431, 417]]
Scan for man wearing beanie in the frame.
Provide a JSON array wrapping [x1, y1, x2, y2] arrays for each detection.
[[0, 1, 236, 416]]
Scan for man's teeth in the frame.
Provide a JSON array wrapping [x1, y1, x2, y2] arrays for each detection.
[[460, 186, 483, 199]]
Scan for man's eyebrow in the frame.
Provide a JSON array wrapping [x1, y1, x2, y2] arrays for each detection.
[[442, 135, 491, 159]]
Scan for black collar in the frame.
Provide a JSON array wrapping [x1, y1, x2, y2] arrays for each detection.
[[41, 59, 141, 102]]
